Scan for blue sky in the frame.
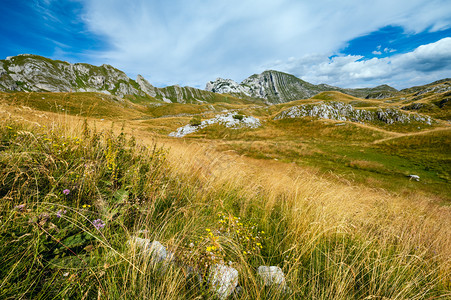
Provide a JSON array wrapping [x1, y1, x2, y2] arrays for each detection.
[[1, 0, 451, 89]]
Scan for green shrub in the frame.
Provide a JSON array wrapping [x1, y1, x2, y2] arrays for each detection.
[[233, 114, 244, 121]]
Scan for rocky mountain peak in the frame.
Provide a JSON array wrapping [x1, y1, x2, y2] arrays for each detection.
[[136, 74, 157, 97], [206, 70, 324, 103], [205, 78, 250, 95], [205, 70, 403, 103]]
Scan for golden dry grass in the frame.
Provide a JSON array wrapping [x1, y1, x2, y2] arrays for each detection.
[[1, 94, 450, 298]]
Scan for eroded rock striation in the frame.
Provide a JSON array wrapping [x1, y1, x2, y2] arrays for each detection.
[[206, 70, 399, 104]]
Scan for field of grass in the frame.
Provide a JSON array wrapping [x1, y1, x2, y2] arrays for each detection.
[[0, 91, 450, 299]]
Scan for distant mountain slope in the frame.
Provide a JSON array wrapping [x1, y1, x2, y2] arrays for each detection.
[[206, 70, 399, 103], [0, 54, 249, 104], [1, 54, 449, 108], [0, 54, 145, 97]]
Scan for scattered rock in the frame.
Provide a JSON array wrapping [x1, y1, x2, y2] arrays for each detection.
[[169, 112, 261, 137], [257, 266, 291, 294], [408, 175, 420, 181], [129, 237, 175, 271], [209, 264, 239, 300], [275, 101, 434, 125]]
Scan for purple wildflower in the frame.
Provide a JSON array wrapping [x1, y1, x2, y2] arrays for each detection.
[[56, 209, 67, 218], [63, 189, 70, 195], [14, 204, 26, 211], [92, 219, 105, 230]]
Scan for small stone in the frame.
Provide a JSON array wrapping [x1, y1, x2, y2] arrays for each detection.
[[129, 237, 175, 271], [209, 264, 239, 300], [408, 175, 420, 181], [257, 266, 291, 294]]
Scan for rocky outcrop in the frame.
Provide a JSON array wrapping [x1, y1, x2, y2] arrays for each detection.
[[136, 74, 157, 97], [205, 78, 250, 95], [275, 101, 434, 125], [401, 78, 451, 95], [169, 112, 262, 137], [206, 70, 399, 104], [206, 70, 323, 104]]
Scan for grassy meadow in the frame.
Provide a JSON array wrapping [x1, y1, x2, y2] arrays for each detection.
[[0, 91, 450, 299]]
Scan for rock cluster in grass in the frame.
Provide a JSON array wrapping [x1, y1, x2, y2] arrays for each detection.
[[129, 237, 290, 299], [274, 101, 434, 125], [169, 112, 262, 138]]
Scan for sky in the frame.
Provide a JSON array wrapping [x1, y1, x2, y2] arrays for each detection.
[[1, 0, 451, 89]]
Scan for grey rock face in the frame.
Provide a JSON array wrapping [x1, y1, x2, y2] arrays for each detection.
[[137, 74, 157, 97], [0, 54, 146, 97], [0, 54, 231, 104], [257, 266, 290, 293], [275, 101, 434, 125], [206, 70, 400, 104], [206, 78, 251, 95], [208, 264, 239, 300], [206, 70, 321, 103]]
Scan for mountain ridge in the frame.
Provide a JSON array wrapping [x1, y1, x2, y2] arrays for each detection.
[[205, 70, 400, 103], [0, 54, 241, 105], [1, 54, 450, 105]]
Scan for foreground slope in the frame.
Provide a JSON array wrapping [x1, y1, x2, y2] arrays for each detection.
[[0, 96, 450, 299]]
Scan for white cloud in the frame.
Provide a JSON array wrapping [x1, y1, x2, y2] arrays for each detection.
[[75, 0, 451, 88], [372, 51, 382, 55], [384, 48, 396, 53], [270, 38, 451, 89]]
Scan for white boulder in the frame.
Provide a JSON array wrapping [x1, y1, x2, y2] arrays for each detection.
[[257, 266, 290, 293], [209, 264, 239, 300]]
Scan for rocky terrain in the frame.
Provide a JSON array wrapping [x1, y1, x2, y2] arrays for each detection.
[[274, 101, 434, 125], [0, 54, 144, 98], [0, 54, 233, 104], [169, 112, 262, 137], [206, 70, 399, 103], [1, 54, 450, 112], [0, 55, 401, 105]]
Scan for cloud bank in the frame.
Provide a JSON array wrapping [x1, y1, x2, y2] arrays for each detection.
[[68, 0, 451, 88], [268, 37, 451, 89]]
